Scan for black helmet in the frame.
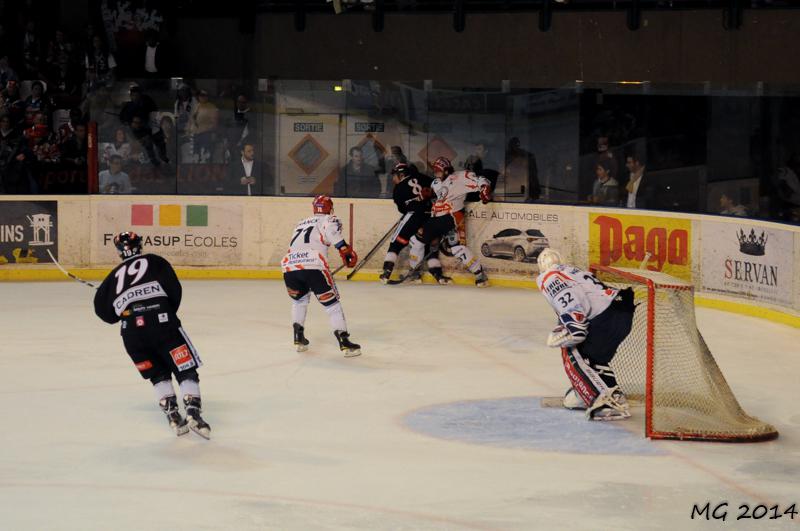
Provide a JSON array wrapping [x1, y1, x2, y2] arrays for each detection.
[[391, 162, 414, 178], [114, 231, 143, 260]]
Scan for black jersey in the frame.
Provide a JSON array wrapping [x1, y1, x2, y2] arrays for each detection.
[[392, 173, 434, 214], [94, 253, 182, 330]]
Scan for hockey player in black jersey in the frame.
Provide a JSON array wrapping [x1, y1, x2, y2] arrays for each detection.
[[379, 162, 452, 285], [93, 232, 211, 439]]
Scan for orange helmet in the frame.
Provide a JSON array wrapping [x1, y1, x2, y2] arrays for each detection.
[[312, 195, 333, 215]]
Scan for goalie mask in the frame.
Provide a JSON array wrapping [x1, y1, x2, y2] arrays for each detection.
[[114, 231, 143, 260], [312, 195, 334, 215], [537, 248, 563, 272]]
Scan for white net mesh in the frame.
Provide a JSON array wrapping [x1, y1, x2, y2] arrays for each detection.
[[594, 266, 777, 442]]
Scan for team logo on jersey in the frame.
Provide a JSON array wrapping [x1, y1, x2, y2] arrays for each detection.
[[158, 313, 169, 323], [135, 316, 145, 327], [169, 344, 196, 371]]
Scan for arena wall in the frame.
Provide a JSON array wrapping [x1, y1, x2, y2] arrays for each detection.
[[1, 195, 798, 327]]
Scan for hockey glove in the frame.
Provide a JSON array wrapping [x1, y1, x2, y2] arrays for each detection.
[[420, 186, 433, 200], [338, 244, 358, 268], [479, 185, 492, 204]]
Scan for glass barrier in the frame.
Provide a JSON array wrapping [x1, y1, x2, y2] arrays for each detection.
[[84, 78, 800, 226]]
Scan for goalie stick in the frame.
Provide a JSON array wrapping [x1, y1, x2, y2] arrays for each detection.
[[46, 249, 97, 289]]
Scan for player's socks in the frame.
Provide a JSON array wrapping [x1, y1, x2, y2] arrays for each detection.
[[334, 330, 361, 357], [159, 395, 189, 436]]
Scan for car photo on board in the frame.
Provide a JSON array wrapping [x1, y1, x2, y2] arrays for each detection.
[[480, 228, 549, 262]]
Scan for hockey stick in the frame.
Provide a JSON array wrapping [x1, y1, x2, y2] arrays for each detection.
[[46, 249, 97, 289], [345, 215, 404, 280], [385, 248, 438, 285]]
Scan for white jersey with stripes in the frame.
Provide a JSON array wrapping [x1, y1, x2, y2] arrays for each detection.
[[431, 170, 490, 217], [536, 265, 618, 325], [281, 214, 345, 273]]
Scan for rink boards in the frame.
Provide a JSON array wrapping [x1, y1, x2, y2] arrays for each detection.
[[1, 195, 799, 327]]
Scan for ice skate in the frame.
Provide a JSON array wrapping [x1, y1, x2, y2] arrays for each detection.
[[430, 267, 452, 285], [293, 323, 309, 352], [406, 270, 422, 284], [379, 268, 392, 284], [183, 395, 211, 439], [587, 388, 630, 421], [334, 330, 361, 357], [159, 396, 189, 436], [474, 269, 489, 288]]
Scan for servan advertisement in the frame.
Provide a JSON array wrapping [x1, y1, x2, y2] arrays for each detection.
[[700, 220, 794, 307], [465, 204, 572, 277], [93, 200, 243, 265]]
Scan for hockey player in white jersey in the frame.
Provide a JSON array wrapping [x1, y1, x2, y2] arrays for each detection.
[[282, 195, 361, 356], [406, 156, 492, 286], [536, 249, 636, 420]]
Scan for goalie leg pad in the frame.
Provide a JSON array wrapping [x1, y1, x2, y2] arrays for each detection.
[[561, 347, 612, 408]]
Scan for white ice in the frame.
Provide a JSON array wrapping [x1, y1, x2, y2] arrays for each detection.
[[1, 279, 799, 530]]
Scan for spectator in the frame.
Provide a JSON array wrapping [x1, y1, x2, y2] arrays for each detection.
[[46, 29, 74, 76], [226, 93, 255, 152], [0, 114, 19, 144], [159, 115, 177, 167], [0, 55, 18, 87], [773, 154, 800, 221], [590, 160, 620, 206], [24, 81, 51, 123], [60, 122, 87, 166], [99, 155, 132, 194], [141, 29, 170, 78], [103, 127, 132, 167], [57, 108, 84, 144], [2, 80, 25, 126], [20, 20, 41, 78], [623, 152, 655, 209], [719, 193, 748, 217], [174, 84, 196, 135], [85, 35, 116, 86], [0, 139, 37, 194], [595, 136, 619, 184], [190, 89, 219, 162], [23, 111, 50, 149], [225, 143, 261, 195], [119, 84, 157, 126], [129, 114, 167, 166], [504, 136, 540, 201], [340, 145, 379, 197]]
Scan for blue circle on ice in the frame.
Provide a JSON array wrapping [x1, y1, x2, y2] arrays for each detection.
[[403, 397, 666, 456]]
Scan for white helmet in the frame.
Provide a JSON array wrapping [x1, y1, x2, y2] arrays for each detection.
[[537, 248, 563, 271]]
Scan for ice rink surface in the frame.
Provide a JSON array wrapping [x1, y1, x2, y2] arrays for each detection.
[[1, 279, 799, 530]]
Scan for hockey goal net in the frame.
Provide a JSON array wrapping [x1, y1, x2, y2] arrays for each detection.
[[591, 265, 778, 442]]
